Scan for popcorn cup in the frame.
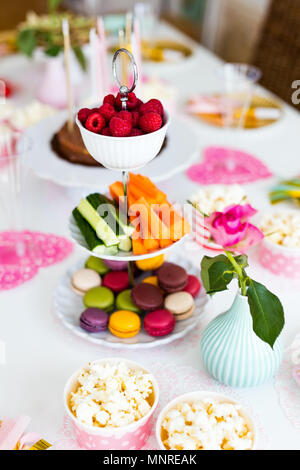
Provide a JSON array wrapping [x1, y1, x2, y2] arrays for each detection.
[[63, 357, 159, 450], [156, 391, 256, 450], [192, 208, 223, 252], [259, 238, 300, 278], [76, 112, 170, 171]]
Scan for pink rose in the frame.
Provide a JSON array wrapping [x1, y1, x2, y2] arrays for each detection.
[[205, 204, 264, 253]]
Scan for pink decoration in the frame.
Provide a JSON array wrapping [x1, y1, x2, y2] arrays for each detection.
[[0, 415, 40, 450], [0, 231, 73, 290], [53, 363, 268, 450], [259, 240, 300, 278], [205, 204, 263, 253], [186, 146, 272, 185]]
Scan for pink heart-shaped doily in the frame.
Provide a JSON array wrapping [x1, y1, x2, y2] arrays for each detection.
[[186, 146, 272, 185], [0, 231, 73, 291]]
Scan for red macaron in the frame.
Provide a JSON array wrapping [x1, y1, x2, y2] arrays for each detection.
[[144, 309, 175, 337], [102, 271, 129, 293], [183, 275, 202, 298]]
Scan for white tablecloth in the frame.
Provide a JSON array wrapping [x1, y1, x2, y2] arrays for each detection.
[[0, 22, 300, 450]]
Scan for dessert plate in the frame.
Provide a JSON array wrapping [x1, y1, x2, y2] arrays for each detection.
[[69, 214, 189, 261], [54, 254, 209, 349], [25, 112, 199, 188]]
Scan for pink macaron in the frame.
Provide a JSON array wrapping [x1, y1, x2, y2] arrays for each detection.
[[102, 271, 129, 293], [144, 309, 175, 337], [183, 275, 201, 298], [103, 259, 128, 271]]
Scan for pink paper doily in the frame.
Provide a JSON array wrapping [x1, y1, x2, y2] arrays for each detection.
[[52, 363, 268, 450], [186, 146, 272, 185], [0, 231, 73, 290]]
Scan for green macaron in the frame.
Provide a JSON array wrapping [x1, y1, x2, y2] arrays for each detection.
[[85, 256, 110, 275], [84, 286, 114, 312], [116, 289, 142, 314]]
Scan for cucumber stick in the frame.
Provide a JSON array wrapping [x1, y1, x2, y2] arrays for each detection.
[[87, 193, 134, 238], [87, 193, 126, 238], [77, 198, 119, 247], [72, 209, 118, 255], [118, 237, 132, 252]]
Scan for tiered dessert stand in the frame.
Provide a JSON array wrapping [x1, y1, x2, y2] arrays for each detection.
[[60, 49, 209, 348]]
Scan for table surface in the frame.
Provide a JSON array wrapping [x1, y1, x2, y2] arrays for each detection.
[[1, 21, 300, 450]]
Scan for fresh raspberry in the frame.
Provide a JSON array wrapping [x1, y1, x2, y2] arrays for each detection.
[[101, 127, 112, 136], [130, 128, 143, 136], [132, 111, 139, 127], [85, 112, 105, 133], [109, 116, 132, 137], [103, 94, 116, 106], [140, 99, 164, 116], [78, 107, 91, 124], [138, 112, 162, 133], [117, 110, 132, 122], [115, 92, 137, 110], [134, 98, 143, 110], [98, 103, 116, 122], [90, 107, 100, 113]]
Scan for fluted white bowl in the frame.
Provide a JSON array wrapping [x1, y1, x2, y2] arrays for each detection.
[[76, 112, 170, 171]]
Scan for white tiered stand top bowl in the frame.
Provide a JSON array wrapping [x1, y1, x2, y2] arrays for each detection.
[[76, 111, 170, 171]]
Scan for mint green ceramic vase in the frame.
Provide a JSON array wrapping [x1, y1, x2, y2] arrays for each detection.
[[201, 293, 283, 388]]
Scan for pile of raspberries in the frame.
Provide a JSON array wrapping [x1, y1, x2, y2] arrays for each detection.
[[77, 92, 164, 137]]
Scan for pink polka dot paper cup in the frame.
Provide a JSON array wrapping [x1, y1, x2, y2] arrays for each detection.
[[259, 238, 300, 279], [63, 358, 159, 450]]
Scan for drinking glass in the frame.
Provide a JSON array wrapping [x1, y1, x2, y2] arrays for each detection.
[[0, 131, 35, 266]]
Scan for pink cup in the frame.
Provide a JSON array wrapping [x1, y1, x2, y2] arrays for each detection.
[[259, 238, 300, 278], [63, 358, 159, 450]]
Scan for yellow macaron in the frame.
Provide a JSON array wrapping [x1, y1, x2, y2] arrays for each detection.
[[136, 255, 164, 271], [108, 310, 141, 338], [142, 275, 159, 287]]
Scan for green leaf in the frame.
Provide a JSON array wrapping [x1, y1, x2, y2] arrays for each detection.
[[234, 254, 249, 269], [45, 44, 61, 57], [247, 279, 284, 348], [17, 29, 36, 57], [73, 45, 87, 71], [48, 0, 61, 13], [201, 255, 235, 295]]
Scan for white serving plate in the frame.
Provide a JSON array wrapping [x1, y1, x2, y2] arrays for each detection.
[[69, 214, 189, 261], [54, 254, 209, 349], [25, 112, 199, 188]]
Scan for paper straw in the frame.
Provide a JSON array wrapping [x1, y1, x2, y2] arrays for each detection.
[[133, 17, 142, 92], [97, 16, 109, 94], [89, 28, 103, 102], [62, 18, 73, 132]]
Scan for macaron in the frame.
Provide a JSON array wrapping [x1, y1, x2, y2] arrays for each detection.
[[136, 254, 164, 271], [83, 286, 114, 312], [103, 259, 128, 271], [71, 268, 101, 295], [102, 271, 129, 293], [131, 283, 163, 311], [79, 308, 108, 333], [183, 275, 202, 298], [85, 256, 110, 275], [116, 289, 142, 314], [108, 310, 141, 338], [144, 309, 175, 337], [142, 275, 159, 287], [164, 292, 195, 321], [157, 262, 188, 293]]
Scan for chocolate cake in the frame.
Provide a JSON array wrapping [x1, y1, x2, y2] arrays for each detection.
[[51, 121, 167, 166]]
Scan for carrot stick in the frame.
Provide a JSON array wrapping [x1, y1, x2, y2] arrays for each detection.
[[144, 238, 160, 251], [109, 181, 124, 202], [132, 238, 147, 255]]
